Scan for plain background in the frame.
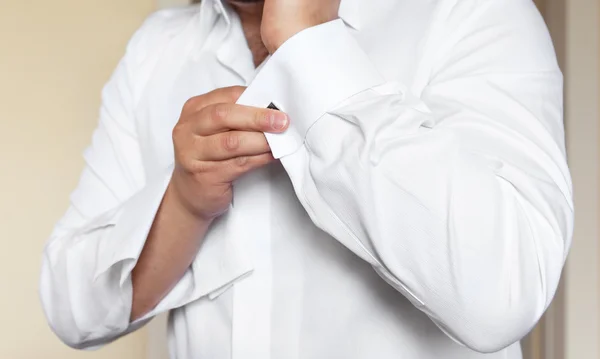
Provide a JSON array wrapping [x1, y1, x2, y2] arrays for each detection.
[[0, 1, 153, 358], [0, 0, 598, 358]]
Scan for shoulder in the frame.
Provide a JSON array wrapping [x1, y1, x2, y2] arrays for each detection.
[[432, 0, 559, 74], [116, 5, 203, 101], [125, 5, 202, 64]]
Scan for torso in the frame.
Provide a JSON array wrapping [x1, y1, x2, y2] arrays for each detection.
[[133, 1, 523, 358]]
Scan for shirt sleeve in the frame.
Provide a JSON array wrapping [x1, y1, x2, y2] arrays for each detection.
[[38, 9, 246, 350], [238, 0, 573, 353]]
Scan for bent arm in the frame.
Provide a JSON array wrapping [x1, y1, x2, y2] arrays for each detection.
[[39, 11, 232, 348], [238, 0, 573, 353]]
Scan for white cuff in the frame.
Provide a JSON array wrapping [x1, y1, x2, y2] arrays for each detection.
[[92, 164, 253, 320], [93, 166, 173, 283], [237, 19, 385, 158]]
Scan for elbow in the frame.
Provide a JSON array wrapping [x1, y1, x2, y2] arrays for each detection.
[[39, 247, 130, 350], [44, 316, 114, 351], [41, 295, 128, 352], [40, 276, 127, 351], [45, 321, 99, 351], [447, 296, 544, 354], [447, 172, 570, 353], [39, 255, 92, 350], [39, 272, 90, 350]]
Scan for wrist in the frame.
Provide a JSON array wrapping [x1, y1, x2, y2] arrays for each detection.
[[263, 25, 306, 53], [263, 18, 331, 53], [261, 0, 341, 53], [167, 174, 216, 225]]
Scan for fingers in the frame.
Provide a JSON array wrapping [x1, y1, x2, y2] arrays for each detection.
[[198, 152, 276, 183], [222, 152, 276, 182], [181, 86, 290, 136], [198, 131, 271, 161], [175, 87, 284, 185], [194, 103, 289, 135], [182, 86, 246, 113]]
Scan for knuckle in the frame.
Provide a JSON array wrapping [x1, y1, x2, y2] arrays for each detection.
[[178, 155, 197, 173], [226, 86, 245, 101], [172, 124, 181, 142], [221, 133, 240, 152], [190, 160, 211, 173], [172, 122, 186, 140], [182, 97, 200, 113], [210, 103, 230, 123], [234, 156, 249, 167], [255, 110, 271, 130]]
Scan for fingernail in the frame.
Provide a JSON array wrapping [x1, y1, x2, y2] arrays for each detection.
[[271, 113, 289, 130]]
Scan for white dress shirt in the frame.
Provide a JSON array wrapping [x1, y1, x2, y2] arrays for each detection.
[[39, 0, 573, 358]]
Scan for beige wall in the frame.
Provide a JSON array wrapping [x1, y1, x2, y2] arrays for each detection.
[[1, 1, 598, 359], [564, 0, 600, 357], [522, 0, 600, 358], [0, 1, 154, 358]]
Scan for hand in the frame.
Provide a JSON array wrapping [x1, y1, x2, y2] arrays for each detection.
[[261, 0, 341, 53], [170, 86, 289, 220]]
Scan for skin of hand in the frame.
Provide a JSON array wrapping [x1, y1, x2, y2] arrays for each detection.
[[132, 0, 339, 320], [170, 86, 290, 220], [130, 86, 289, 321], [260, 0, 342, 53]]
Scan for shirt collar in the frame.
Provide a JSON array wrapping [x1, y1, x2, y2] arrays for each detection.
[[210, 0, 361, 30]]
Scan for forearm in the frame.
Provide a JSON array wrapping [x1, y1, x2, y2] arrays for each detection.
[[130, 86, 285, 321], [130, 179, 212, 321]]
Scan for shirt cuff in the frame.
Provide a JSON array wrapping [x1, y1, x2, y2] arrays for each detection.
[[237, 19, 385, 159], [92, 164, 253, 314], [93, 165, 174, 284]]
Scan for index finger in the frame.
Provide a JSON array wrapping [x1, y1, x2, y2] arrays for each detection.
[[182, 86, 246, 114], [195, 103, 290, 135]]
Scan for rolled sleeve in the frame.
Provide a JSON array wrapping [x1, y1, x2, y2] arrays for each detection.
[[93, 166, 173, 285]]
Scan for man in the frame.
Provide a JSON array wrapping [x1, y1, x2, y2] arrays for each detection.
[[39, 0, 573, 358]]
